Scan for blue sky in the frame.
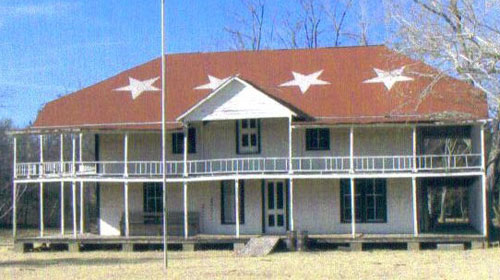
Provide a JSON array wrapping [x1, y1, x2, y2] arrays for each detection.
[[0, 0, 386, 127]]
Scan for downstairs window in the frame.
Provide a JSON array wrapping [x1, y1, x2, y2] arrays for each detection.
[[341, 179, 387, 223]]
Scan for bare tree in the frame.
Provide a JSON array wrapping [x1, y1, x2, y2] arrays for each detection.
[[224, 0, 268, 50], [387, 0, 500, 227], [323, 0, 354, 46]]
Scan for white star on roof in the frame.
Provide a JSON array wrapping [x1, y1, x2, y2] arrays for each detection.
[[194, 75, 231, 90], [115, 77, 160, 100], [363, 67, 413, 90], [279, 70, 330, 94]]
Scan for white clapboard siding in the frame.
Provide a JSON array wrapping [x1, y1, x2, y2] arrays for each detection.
[[181, 78, 295, 122]]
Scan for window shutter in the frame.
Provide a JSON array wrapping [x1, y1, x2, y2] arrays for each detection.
[[220, 182, 225, 224], [235, 120, 240, 154], [239, 180, 245, 224], [188, 127, 196, 153]]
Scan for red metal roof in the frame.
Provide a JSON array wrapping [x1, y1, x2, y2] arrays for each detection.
[[33, 45, 488, 130]]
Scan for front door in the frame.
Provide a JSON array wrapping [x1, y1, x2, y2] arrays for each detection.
[[265, 180, 287, 234]]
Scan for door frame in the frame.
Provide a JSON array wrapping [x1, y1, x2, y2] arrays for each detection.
[[261, 179, 289, 234]]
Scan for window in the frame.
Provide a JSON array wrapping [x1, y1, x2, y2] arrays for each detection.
[[172, 127, 196, 154], [341, 179, 387, 223], [305, 128, 330, 151], [221, 180, 245, 224], [143, 183, 163, 224], [236, 119, 260, 154]]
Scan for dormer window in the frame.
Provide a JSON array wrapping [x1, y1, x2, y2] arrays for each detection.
[[236, 119, 260, 154]]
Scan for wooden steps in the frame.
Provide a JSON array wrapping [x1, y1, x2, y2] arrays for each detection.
[[237, 236, 280, 257]]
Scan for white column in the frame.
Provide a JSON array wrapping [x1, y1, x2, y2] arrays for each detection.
[[350, 178, 356, 238], [350, 127, 354, 172], [72, 134, 77, 237], [412, 126, 417, 172], [80, 182, 84, 234], [482, 174, 488, 237], [12, 182, 16, 239], [124, 182, 129, 237], [235, 179, 240, 238], [183, 181, 188, 239], [39, 135, 44, 177], [124, 133, 128, 177], [13, 136, 17, 179], [289, 178, 294, 231], [412, 177, 418, 237], [40, 182, 44, 237], [72, 135, 76, 176], [72, 181, 77, 238], [288, 116, 293, 173], [183, 126, 188, 177], [60, 134, 65, 236], [12, 137, 17, 238]]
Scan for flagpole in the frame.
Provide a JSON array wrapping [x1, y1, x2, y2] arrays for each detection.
[[161, 0, 168, 270]]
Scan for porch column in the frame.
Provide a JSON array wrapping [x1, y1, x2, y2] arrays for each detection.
[[183, 181, 188, 239], [60, 134, 65, 235], [12, 182, 16, 239], [350, 127, 354, 173], [72, 181, 77, 237], [72, 135, 77, 237], [79, 133, 84, 234], [39, 135, 44, 237], [13, 136, 17, 179], [40, 182, 44, 237], [12, 137, 17, 239], [412, 177, 418, 237], [412, 126, 417, 172], [350, 178, 356, 238], [124, 133, 128, 177], [124, 182, 129, 237], [183, 125, 188, 177], [482, 174, 488, 236], [39, 135, 44, 177], [289, 178, 294, 231], [235, 179, 240, 238], [481, 125, 487, 236], [288, 116, 293, 173]]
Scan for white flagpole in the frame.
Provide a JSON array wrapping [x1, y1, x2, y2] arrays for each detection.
[[161, 0, 168, 269]]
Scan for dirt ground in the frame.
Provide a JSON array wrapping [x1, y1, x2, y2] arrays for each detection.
[[0, 248, 499, 279]]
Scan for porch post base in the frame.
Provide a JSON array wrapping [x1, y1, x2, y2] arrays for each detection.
[[122, 243, 134, 252], [349, 242, 362, 252], [68, 242, 81, 253], [407, 242, 420, 251], [233, 242, 245, 252], [182, 243, 195, 251], [470, 241, 486, 250], [14, 242, 28, 253]]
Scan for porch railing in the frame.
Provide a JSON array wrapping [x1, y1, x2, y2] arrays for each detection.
[[14, 153, 482, 178]]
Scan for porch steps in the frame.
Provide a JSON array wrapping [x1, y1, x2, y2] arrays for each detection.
[[236, 236, 280, 257]]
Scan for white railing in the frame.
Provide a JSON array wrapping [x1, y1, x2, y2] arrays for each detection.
[[292, 157, 350, 173], [353, 156, 414, 172], [14, 154, 483, 179], [188, 157, 289, 175]]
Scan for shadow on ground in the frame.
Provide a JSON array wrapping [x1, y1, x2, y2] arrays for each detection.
[[0, 257, 159, 268]]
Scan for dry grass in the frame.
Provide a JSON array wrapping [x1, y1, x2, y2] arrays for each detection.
[[1, 248, 500, 279]]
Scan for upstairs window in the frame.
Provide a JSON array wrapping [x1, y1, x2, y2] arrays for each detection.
[[305, 128, 330, 151], [172, 128, 196, 154], [340, 179, 387, 223], [236, 119, 260, 154]]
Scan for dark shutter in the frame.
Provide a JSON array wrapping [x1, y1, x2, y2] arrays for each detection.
[[261, 180, 265, 234], [188, 127, 196, 154], [319, 128, 330, 150], [220, 182, 225, 224], [239, 180, 245, 224], [235, 120, 240, 154], [257, 120, 261, 154]]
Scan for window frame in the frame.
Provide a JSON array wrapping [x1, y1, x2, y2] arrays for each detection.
[[172, 127, 196, 154], [305, 128, 330, 151], [221, 180, 245, 225], [143, 183, 163, 224], [340, 179, 387, 223], [236, 119, 261, 154]]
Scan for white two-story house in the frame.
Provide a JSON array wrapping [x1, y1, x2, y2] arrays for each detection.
[[12, 46, 489, 251]]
